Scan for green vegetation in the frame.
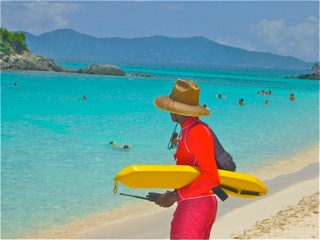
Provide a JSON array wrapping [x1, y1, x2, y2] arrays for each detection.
[[0, 28, 29, 55]]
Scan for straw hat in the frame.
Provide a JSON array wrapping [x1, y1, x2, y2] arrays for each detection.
[[154, 79, 210, 117]]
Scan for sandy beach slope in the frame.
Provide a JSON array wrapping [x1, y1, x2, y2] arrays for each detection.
[[232, 192, 319, 239], [70, 145, 319, 239]]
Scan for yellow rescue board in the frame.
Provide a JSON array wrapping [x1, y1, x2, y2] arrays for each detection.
[[114, 165, 268, 198]]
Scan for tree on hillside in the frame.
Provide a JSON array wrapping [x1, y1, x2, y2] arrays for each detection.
[[0, 28, 29, 55], [10, 32, 28, 54]]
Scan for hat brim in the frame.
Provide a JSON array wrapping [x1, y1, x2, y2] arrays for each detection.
[[154, 96, 210, 117]]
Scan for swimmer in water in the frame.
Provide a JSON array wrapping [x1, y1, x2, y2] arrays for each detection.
[[109, 141, 132, 149]]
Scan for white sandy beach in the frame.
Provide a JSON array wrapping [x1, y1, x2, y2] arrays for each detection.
[[35, 144, 319, 239]]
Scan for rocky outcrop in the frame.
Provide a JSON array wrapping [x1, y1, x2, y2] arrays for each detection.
[[297, 62, 320, 80], [311, 63, 319, 71], [0, 52, 67, 72], [297, 72, 320, 80], [0, 52, 126, 76], [77, 64, 125, 76], [131, 72, 153, 78]]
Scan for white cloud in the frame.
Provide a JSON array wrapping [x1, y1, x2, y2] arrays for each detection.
[[250, 17, 320, 62], [1, 2, 83, 35], [215, 37, 257, 52]]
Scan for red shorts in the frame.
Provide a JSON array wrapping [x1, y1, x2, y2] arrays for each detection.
[[170, 195, 218, 239]]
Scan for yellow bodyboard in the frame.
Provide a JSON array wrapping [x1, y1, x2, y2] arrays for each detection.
[[114, 164, 268, 198]]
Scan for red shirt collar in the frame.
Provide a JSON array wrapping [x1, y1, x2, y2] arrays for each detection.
[[181, 117, 199, 128]]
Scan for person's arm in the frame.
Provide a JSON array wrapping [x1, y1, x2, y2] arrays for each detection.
[[177, 126, 220, 199]]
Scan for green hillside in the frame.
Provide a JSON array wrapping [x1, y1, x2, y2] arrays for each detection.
[[0, 28, 29, 55]]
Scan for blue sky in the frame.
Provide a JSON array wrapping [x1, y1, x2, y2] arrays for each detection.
[[1, 1, 319, 62]]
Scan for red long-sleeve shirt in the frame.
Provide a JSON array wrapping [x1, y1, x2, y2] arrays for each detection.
[[174, 117, 220, 200]]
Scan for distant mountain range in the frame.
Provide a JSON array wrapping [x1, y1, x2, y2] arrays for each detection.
[[23, 28, 312, 70]]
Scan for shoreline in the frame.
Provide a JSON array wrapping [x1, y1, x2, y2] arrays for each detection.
[[31, 144, 319, 239]]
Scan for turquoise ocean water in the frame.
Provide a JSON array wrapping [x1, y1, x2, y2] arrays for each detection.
[[1, 65, 319, 238]]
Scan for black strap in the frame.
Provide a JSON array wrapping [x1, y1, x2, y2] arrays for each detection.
[[212, 186, 229, 201]]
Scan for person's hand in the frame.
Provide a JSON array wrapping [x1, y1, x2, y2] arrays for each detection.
[[155, 191, 178, 208]]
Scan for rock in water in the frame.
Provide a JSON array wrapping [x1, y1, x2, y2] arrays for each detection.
[[78, 64, 126, 76]]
